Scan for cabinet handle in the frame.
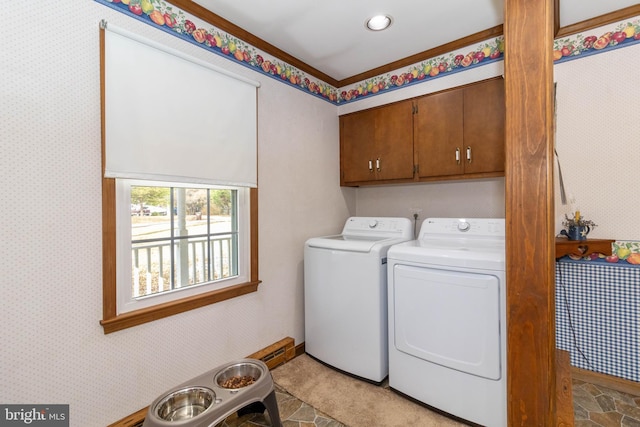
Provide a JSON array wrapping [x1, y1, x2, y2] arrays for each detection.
[[368, 159, 373, 172], [466, 146, 472, 164], [455, 148, 460, 164], [376, 158, 381, 172]]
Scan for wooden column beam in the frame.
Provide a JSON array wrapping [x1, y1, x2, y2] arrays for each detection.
[[504, 0, 557, 425]]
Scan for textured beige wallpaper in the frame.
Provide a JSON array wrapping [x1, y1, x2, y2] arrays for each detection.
[[555, 42, 640, 240]]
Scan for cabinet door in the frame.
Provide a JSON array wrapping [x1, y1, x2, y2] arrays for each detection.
[[414, 89, 464, 178], [463, 78, 505, 174], [340, 108, 377, 184], [374, 100, 414, 181]]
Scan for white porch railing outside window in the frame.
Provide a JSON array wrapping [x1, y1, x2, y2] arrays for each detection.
[[131, 234, 235, 298]]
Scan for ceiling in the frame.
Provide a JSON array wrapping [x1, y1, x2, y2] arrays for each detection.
[[191, 0, 639, 81]]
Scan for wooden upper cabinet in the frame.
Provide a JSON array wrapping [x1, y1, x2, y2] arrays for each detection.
[[463, 77, 505, 174], [339, 77, 504, 186], [375, 101, 414, 181], [340, 99, 414, 185], [415, 77, 505, 179], [414, 89, 464, 178], [341, 108, 377, 184]]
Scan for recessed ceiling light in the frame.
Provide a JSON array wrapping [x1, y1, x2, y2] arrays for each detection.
[[366, 15, 392, 31]]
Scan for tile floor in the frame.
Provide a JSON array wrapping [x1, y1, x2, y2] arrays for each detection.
[[572, 379, 640, 426], [218, 380, 640, 427], [217, 384, 345, 427]]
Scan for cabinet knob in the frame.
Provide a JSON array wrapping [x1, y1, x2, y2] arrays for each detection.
[[466, 146, 472, 163], [455, 148, 460, 165], [376, 158, 381, 172], [368, 159, 373, 172]]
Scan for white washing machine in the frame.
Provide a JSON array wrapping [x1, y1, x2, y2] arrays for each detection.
[[304, 216, 413, 383], [387, 218, 506, 427]]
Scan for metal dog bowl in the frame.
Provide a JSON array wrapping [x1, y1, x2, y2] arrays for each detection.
[[143, 359, 281, 427], [153, 386, 215, 422], [214, 362, 263, 389]]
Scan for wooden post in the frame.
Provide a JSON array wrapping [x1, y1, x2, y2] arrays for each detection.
[[504, 0, 557, 425]]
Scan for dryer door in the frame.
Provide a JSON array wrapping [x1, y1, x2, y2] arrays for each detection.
[[392, 264, 501, 380]]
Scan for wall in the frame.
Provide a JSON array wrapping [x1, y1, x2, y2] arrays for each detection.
[[554, 41, 640, 240], [355, 179, 505, 230], [0, 2, 352, 425]]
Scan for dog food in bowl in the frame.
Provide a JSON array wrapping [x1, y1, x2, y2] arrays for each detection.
[[221, 375, 256, 389], [215, 362, 263, 389]]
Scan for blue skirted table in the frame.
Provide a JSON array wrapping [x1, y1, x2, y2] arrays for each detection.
[[555, 257, 639, 382]]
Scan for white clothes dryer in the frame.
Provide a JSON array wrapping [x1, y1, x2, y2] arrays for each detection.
[[387, 218, 506, 427], [304, 217, 413, 383]]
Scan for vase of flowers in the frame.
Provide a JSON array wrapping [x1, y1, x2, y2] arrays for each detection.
[[561, 211, 597, 240]]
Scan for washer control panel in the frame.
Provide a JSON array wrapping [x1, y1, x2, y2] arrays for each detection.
[[342, 217, 413, 239]]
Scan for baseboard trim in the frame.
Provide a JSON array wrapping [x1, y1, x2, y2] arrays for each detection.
[[108, 337, 297, 427], [571, 366, 640, 396], [107, 408, 146, 427]]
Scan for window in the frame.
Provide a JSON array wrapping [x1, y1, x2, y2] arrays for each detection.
[[99, 22, 260, 333], [116, 181, 250, 314], [101, 178, 258, 334]]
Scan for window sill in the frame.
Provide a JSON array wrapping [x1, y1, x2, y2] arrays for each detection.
[[100, 280, 260, 334]]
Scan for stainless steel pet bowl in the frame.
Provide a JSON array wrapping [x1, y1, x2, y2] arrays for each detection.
[[153, 386, 215, 422], [214, 362, 263, 389], [143, 359, 281, 427]]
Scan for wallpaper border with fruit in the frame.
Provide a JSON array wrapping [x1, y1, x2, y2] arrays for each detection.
[[95, 0, 640, 105]]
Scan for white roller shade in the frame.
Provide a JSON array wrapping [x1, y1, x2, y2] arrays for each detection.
[[103, 23, 259, 187]]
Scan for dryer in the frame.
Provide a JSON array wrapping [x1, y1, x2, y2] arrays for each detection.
[[304, 216, 413, 383], [387, 218, 506, 427]]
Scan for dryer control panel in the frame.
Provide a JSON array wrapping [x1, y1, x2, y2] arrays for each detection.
[[419, 218, 505, 239]]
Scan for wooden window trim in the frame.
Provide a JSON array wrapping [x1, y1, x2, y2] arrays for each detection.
[[100, 178, 259, 334], [99, 29, 260, 334]]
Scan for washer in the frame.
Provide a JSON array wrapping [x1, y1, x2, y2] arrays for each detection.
[[304, 216, 413, 383], [387, 218, 506, 427]]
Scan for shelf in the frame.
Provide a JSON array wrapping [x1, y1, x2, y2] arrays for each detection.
[[555, 237, 614, 259]]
